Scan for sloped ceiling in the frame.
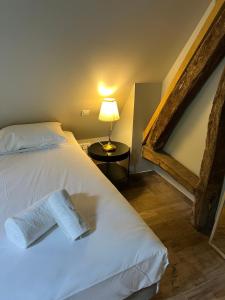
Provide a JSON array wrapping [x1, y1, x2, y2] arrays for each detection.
[[0, 0, 211, 138]]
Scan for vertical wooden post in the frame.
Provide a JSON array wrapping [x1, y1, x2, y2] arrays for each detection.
[[194, 68, 225, 232]]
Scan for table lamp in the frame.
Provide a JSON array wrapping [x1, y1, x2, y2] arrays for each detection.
[[99, 98, 120, 151]]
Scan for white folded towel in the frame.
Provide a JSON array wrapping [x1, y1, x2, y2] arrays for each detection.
[[48, 189, 90, 241], [4, 198, 55, 249]]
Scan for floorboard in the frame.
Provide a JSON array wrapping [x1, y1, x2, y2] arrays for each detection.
[[119, 172, 225, 300]]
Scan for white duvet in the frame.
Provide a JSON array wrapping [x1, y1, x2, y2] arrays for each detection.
[[0, 133, 168, 300]]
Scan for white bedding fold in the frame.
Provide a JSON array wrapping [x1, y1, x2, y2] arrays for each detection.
[[5, 188, 90, 248], [48, 189, 90, 240], [4, 197, 55, 248]]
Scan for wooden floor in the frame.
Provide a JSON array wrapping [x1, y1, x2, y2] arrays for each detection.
[[120, 172, 225, 300]]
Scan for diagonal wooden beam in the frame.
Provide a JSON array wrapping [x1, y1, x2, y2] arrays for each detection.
[[147, 3, 225, 150], [194, 67, 225, 232], [143, 0, 225, 146], [142, 146, 199, 194]]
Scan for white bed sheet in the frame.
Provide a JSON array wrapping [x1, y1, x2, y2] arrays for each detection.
[[0, 132, 168, 300]]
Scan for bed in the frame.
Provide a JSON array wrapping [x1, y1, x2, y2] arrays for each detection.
[[0, 131, 168, 300]]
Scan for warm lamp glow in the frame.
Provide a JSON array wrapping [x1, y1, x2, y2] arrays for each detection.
[[99, 98, 120, 122], [98, 81, 117, 97], [98, 98, 120, 152]]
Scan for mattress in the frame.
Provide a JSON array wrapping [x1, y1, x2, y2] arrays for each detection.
[[0, 132, 168, 300]]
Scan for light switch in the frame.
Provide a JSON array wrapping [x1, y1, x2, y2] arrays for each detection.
[[80, 110, 90, 117]]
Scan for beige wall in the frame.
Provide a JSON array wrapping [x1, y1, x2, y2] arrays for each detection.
[[0, 0, 211, 139], [161, 0, 216, 96], [131, 83, 161, 173]]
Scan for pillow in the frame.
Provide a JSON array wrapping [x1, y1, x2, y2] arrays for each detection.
[[0, 122, 66, 154]]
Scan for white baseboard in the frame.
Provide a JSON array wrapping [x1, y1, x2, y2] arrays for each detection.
[[131, 166, 195, 202], [130, 168, 153, 174], [154, 166, 195, 202]]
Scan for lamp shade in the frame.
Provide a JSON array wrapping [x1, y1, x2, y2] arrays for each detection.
[[98, 98, 120, 122]]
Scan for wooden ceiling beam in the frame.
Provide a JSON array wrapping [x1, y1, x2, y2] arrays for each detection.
[[194, 67, 225, 232], [142, 146, 199, 194], [143, 0, 225, 146], [147, 2, 225, 150]]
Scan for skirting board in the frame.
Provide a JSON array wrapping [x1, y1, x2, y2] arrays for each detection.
[[132, 167, 195, 202], [153, 166, 195, 202]]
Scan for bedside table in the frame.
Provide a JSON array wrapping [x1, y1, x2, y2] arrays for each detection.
[[88, 141, 130, 186]]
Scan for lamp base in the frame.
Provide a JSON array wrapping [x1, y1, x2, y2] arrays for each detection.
[[102, 141, 117, 152]]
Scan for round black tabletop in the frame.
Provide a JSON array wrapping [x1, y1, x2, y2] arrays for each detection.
[[88, 141, 130, 162]]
